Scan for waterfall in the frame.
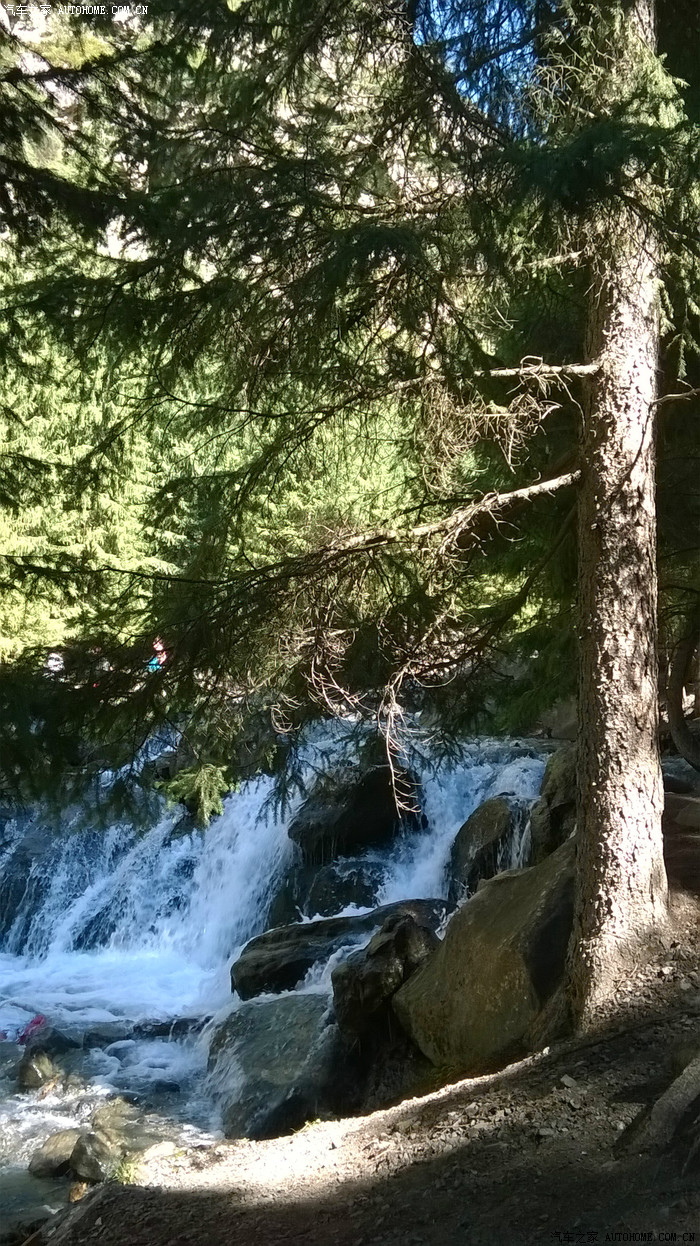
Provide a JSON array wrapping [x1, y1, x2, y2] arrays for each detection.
[[0, 732, 545, 1040], [0, 728, 546, 1204]]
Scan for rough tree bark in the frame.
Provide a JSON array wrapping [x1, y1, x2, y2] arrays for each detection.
[[568, 0, 668, 1028]]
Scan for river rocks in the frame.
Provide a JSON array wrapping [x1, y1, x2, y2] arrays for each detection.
[[267, 858, 385, 927], [18, 1049, 56, 1090], [231, 900, 448, 999], [392, 837, 575, 1072], [306, 861, 381, 916], [70, 1129, 123, 1183], [288, 765, 423, 865], [209, 993, 333, 1138], [25, 1025, 81, 1058], [28, 1129, 82, 1178], [448, 797, 524, 904], [83, 1021, 134, 1047], [529, 744, 576, 863], [332, 913, 440, 1035], [90, 1096, 142, 1135]]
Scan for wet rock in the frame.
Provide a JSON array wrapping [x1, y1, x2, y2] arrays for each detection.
[[288, 765, 423, 866], [306, 861, 382, 916], [267, 858, 384, 927], [83, 1022, 134, 1048], [209, 993, 333, 1138], [231, 899, 449, 999], [153, 1079, 181, 1094], [393, 838, 575, 1072], [28, 1129, 82, 1179], [529, 745, 576, 864], [332, 914, 439, 1035], [133, 1017, 205, 1040], [70, 1129, 123, 1183], [25, 1026, 81, 1058], [448, 797, 525, 904], [359, 1028, 435, 1114], [0, 1039, 19, 1076], [90, 1096, 141, 1134], [17, 1049, 56, 1090]]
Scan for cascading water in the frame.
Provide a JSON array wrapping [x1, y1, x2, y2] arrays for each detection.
[[0, 725, 546, 1234]]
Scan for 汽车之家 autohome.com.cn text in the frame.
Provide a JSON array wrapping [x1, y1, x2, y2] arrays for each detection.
[[5, 4, 150, 14]]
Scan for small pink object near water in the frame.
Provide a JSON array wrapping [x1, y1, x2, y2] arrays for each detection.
[[17, 1014, 47, 1045]]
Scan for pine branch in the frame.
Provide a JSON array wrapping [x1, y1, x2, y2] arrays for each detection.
[[655, 387, 700, 406], [318, 469, 580, 559], [474, 361, 600, 381]]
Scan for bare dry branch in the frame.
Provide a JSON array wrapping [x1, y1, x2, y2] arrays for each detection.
[[474, 359, 600, 381], [323, 469, 580, 559]]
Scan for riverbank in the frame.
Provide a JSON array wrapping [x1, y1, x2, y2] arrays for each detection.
[[30, 887, 700, 1246]]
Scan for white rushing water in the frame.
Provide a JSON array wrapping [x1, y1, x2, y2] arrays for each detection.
[[1, 730, 544, 1040], [0, 726, 545, 1230]]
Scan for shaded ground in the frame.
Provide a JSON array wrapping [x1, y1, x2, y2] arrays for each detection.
[[32, 889, 700, 1246]]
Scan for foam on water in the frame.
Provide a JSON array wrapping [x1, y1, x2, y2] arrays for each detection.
[[379, 743, 545, 904], [0, 725, 546, 1212], [0, 732, 545, 1041]]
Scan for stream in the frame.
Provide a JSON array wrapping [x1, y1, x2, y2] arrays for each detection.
[[0, 726, 546, 1236]]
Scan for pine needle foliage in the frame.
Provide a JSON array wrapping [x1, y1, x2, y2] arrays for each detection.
[[0, 1, 699, 810]]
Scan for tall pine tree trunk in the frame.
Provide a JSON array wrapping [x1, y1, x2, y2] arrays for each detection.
[[568, 0, 668, 1027]]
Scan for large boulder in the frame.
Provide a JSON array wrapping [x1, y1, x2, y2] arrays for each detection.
[[28, 1129, 82, 1178], [529, 744, 577, 863], [25, 1024, 81, 1058], [18, 1049, 56, 1090], [208, 993, 336, 1138], [332, 912, 439, 1035], [448, 797, 526, 904], [267, 858, 384, 927], [288, 765, 423, 865], [70, 1128, 124, 1183], [231, 899, 448, 999], [393, 837, 575, 1072], [306, 860, 383, 917]]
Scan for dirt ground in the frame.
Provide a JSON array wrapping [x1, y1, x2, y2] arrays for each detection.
[[32, 889, 700, 1246]]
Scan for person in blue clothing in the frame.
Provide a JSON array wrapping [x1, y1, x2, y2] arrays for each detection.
[[148, 638, 167, 673]]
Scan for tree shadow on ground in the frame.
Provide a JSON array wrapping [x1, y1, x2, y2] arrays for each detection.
[[47, 976, 700, 1246]]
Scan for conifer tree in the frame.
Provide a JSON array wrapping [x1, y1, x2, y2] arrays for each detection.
[[2, 0, 700, 1022]]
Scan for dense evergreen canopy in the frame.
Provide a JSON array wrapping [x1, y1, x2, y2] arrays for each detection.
[[0, 0, 698, 831]]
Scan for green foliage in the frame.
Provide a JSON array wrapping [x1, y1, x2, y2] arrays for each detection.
[[0, 1, 698, 811], [158, 764, 232, 827]]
